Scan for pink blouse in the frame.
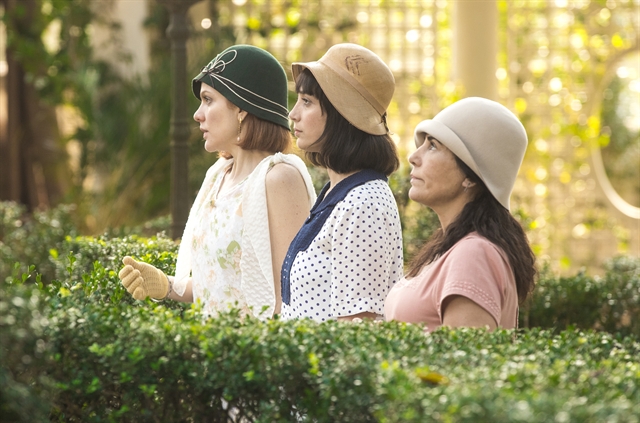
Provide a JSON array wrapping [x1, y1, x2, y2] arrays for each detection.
[[384, 233, 518, 331]]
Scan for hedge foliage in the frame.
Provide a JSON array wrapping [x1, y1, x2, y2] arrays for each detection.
[[524, 257, 640, 337], [2, 278, 639, 423], [2, 201, 639, 336], [1, 201, 640, 421], [0, 202, 78, 285]]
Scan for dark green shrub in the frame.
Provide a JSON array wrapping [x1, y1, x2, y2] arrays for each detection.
[[51, 234, 178, 286], [1, 232, 639, 422], [600, 256, 640, 335], [0, 201, 79, 284], [0, 279, 53, 423], [522, 256, 640, 337], [43, 295, 640, 422]]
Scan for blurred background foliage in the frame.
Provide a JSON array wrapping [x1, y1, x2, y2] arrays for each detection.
[[0, 0, 638, 274]]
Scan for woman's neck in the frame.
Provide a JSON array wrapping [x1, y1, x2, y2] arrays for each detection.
[[219, 149, 271, 194], [324, 168, 359, 197], [434, 197, 469, 232]]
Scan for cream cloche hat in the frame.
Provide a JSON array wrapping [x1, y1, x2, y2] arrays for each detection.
[[414, 97, 528, 211]]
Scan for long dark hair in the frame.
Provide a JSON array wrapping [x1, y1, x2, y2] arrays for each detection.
[[295, 69, 399, 175], [406, 157, 537, 303]]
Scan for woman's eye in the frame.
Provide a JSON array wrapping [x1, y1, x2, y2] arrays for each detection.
[[428, 140, 436, 150]]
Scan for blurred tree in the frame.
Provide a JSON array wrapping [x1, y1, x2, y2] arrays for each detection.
[[0, 0, 75, 209], [0, 0, 123, 228]]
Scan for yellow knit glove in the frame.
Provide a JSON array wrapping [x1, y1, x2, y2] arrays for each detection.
[[118, 256, 169, 300]]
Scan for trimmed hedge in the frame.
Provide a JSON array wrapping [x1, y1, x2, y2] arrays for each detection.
[[1, 203, 640, 421], [0, 280, 638, 422], [2, 201, 639, 336], [0, 202, 78, 284], [522, 256, 640, 337], [0, 201, 175, 286], [0, 282, 53, 423], [53, 235, 640, 337]]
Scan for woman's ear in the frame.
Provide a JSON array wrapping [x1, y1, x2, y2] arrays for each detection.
[[238, 109, 248, 122], [462, 179, 476, 190]]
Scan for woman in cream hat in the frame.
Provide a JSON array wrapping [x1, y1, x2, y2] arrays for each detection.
[[280, 43, 404, 322], [384, 97, 537, 331], [118, 45, 316, 319]]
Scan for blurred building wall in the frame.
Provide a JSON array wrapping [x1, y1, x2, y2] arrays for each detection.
[[91, 0, 151, 79]]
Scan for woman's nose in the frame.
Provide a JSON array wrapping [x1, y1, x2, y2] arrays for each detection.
[[408, 150, 418, 166], [193, 105, 203, 122], [289, 103, 299, 121]]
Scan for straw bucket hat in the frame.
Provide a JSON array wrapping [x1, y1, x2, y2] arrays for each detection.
[[414, 97, 528, 211], [292, 43, 395, 135]]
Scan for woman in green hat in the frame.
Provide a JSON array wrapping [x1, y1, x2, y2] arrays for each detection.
[[118, 45, 316, 319]]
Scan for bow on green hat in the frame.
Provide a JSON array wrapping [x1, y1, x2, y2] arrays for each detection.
[[192, 45, 289, 129]]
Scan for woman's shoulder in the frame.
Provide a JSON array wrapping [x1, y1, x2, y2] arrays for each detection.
[[449, 233, 509, 262], [341, 178, 396, 208], [264, 152, 307, 167], [266, 160, 306, 183], [345, 178, 393, 198], [265, 155, 314, 198]]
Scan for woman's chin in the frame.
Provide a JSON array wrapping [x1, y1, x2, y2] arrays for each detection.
[[407, 187, 419, 202], [204, 142, 217, 153]]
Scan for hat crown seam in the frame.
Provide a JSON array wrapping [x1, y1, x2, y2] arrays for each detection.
[[212, 74, 288, 114], [210, 74, 288, 120]]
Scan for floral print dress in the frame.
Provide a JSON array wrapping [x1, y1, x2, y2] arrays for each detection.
[[190, 165, 251, 316]]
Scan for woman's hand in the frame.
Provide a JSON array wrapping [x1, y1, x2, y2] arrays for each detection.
[[118, 256, 169, 300]]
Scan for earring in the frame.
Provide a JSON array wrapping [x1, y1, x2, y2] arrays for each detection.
[[237, 116, 243, 142]]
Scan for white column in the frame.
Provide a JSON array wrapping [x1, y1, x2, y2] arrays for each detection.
[[91, 0, 151, 79], [453, 0, 498, 100]]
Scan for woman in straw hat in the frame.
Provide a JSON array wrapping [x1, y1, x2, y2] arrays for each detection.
[[384, 97, 537, 331], [280, 43, 404, 322], [118, 45, 316, 319]]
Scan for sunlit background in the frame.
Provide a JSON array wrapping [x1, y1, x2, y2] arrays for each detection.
[[0, 0, 638, 276]]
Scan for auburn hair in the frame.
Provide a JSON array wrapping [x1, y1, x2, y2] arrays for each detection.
[[219, 104, 291, 159]]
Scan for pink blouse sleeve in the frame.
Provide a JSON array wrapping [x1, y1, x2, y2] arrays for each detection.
[[436, 237, 514, 326]]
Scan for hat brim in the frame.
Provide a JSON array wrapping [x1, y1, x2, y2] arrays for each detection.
[[292, 61, 387, 135], [414, 119, 483, 182], [192, 73, 207, 100]]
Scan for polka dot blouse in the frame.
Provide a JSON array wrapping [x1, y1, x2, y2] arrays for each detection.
[[280, 179, 404, 322]]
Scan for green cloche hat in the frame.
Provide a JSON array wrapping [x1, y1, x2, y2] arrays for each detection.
[[192, 45, 289, 129]]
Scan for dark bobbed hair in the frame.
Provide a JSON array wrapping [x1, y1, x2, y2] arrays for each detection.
[[295, 69, 399, 175], [407, 157, 537, 304], [219, 105, 292, 160]]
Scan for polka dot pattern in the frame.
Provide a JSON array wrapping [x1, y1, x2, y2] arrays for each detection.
[[281, 180, 404, 322]]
